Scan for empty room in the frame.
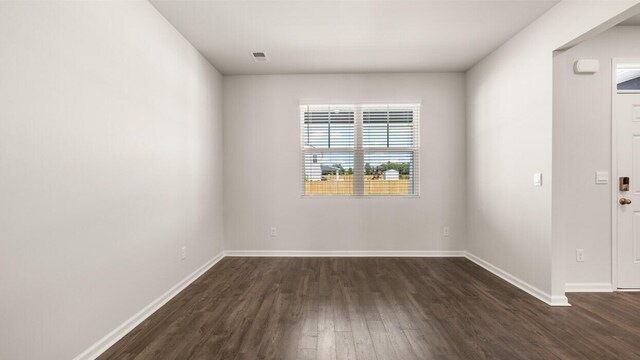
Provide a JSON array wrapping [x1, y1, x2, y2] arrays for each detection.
[[4, 0, 640, 359]]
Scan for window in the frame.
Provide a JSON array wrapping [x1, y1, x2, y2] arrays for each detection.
[[301, 104, 420, 196], [617, 64, 640, 93]]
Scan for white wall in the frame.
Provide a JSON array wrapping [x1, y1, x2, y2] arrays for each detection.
[[223, 74, 465, 252], [0, 2, 224, 359], [553, 26, 640, 289], [466, 0, 640, 304]]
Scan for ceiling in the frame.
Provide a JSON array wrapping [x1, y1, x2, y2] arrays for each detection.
[[150, 0, 559, 75]]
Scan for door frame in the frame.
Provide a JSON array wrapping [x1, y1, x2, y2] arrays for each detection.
[[611, 58, 640, 291]]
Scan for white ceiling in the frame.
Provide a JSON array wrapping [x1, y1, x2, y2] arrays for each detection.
[[150, 0, 559, 75]]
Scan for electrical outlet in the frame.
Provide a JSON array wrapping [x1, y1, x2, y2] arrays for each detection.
[[270, 227, 277, 237], [576, 249, 584, 262], [443, 227, 450, 237], [533, 173, 543, 187], [181, 246, 187, 260]]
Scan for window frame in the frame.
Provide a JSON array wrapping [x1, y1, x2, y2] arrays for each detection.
[[300, 103, 420, 198]]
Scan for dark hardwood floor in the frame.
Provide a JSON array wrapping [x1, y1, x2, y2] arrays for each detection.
[[99, 257, 640, 360]]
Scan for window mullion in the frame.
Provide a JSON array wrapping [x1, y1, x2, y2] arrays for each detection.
[[353, 106, 364, 196]]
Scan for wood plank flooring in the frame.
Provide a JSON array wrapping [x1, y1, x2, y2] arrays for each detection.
[[98, 257, 640, 359]]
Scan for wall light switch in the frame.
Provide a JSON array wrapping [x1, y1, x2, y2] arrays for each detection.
[[595, 171, 608, 184], [533, 173, 542, 187], [576, 249, 585, 262], [270, 227, 277, 237], [443, 227, 450, 237]]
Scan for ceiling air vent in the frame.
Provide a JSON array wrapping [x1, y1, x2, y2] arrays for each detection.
[[252, 52, 268, 62]]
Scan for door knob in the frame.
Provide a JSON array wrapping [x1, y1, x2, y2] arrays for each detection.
[[620, 197, 632, 205]]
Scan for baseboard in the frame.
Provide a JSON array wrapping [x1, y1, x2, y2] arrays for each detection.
[[223, 250, 466, 257], [464, 252, 570, 307], [72, 251, 225, 360], [565, 282, 613, 292]]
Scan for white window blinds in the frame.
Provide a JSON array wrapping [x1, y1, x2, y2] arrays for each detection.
[[301, 104, 420, 196], [303, 106, 355, 148]]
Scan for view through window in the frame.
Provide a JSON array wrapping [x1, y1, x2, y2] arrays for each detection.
[[617, 64, 640, 93], [301, 104, 420, 196]]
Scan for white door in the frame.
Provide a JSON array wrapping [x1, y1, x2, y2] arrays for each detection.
[[616, 77, 640, 289]]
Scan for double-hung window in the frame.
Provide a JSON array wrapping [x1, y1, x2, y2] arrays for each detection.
[[301, 104, 420, 196]]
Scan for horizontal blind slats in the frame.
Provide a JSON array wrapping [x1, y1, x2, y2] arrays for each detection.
[[302, 105, 355, 149], [363, 105, 418, 149]]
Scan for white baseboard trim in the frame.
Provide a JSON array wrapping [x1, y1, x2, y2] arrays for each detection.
[[223, 250, 466, 257], [72, 251, 225, 360], [548, 295, 571, 306], [565, 282, 613, 292], [465, 252, 570, 307]]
